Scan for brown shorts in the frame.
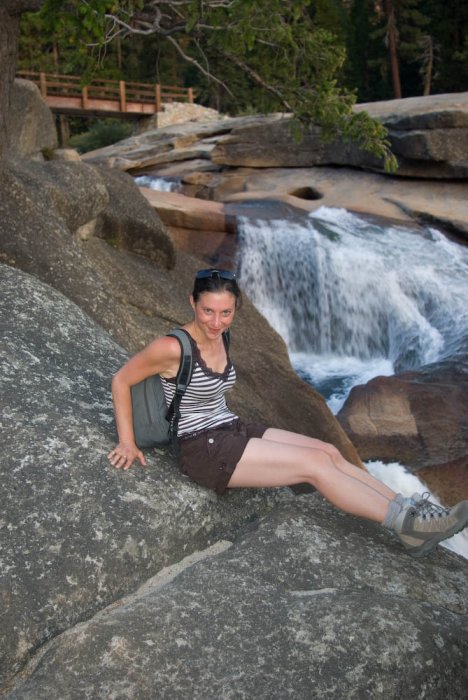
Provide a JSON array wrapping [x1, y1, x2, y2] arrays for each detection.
[[178, 418, 267, 495]]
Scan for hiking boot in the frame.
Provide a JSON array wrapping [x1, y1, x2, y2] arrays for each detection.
[[393, 493, 468, 558]]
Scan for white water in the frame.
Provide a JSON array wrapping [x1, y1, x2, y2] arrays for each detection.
[[134, 175, 181, 192], [238, 206, 468, 559], [239, 206, 468, 410]]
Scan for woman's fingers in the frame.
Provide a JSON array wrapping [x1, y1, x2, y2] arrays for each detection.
[[107, 444, 140, 470]]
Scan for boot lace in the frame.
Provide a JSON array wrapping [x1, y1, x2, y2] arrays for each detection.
[[412, 493, 450, 520]]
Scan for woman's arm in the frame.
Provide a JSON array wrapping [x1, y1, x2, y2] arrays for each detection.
[[108, 336, 182, 470]]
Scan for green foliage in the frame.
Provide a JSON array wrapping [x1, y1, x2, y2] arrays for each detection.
[[69, 118, 133, 153], [344, 0, 468, 101], [18, 0, 466, 170]]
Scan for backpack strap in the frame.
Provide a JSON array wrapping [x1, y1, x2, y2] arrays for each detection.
[[165, 329, 193, 448]]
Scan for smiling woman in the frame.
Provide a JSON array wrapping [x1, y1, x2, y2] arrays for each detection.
[[108, 268, 468, 559]]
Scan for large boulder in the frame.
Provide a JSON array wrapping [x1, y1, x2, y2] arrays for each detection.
[[211, 94, 468, 178], [8, 79, 57, 159], [0, 158, 175, 345], [337, 361, 468, 502], [0, 264, 293, 687], [93, 165, 176, 266], [5, 496, 468, 699], [82, 115, 271, 172], [170, 165, 468, 242], [358, 93, 468, 178]]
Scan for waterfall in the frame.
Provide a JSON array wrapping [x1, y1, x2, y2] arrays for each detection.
[[239, 206, 468, 411], [134, 175, 181, 192], [238, 206, 468, 559]]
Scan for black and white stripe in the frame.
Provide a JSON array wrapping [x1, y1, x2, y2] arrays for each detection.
[[160, 342, 238, 436]]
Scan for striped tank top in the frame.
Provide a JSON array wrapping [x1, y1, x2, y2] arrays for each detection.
[[160, 333, 238, 437]]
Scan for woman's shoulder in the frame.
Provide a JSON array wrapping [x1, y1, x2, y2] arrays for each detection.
[[147, 333, 183, 359]]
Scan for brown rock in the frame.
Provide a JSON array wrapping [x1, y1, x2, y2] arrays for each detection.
[[197, 166, 468, 242], [337, 363, 468, 470], [418, 457, 468, 506], [95, 167, 176, 267], [140, 187, 237, 234], [211, 94, 468, 178]]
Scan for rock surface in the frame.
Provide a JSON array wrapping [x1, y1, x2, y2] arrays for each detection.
[[136, 100, 223, 131], [83, 94, 468, 180], [0, 264, 293, 688], [5, 496, 468, 699], [0, 157, 174, 337], [81, 97, 468, 239], [161, 165, 468, 242], [337, 362, 468, 486], [8, 79, 57, 159], [211, 93, 468, 178]]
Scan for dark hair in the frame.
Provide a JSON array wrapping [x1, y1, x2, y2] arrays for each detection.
[[192, 268, 242, 308]]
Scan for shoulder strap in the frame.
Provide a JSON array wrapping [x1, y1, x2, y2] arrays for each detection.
[[169, 328, 193, 392], [165, 329, 193, 451]]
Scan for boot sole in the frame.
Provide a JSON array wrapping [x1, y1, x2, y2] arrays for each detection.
[[405, 517, 468, 558]]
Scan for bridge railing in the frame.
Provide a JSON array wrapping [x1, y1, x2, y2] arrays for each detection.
[[16, 71, 194, 114]]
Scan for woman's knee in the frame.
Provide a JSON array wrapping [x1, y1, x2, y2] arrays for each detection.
[[314, 440, 342, 462], [302, 446, 339, 487]]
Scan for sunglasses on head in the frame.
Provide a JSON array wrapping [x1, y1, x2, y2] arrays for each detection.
[[195, 268, 236, 280]]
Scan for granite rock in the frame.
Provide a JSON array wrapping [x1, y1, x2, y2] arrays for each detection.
[[337, 361, 468, 475], [8, 79, 57, 159], [0, 264, 293, 688], [5, 497, 468, 699]]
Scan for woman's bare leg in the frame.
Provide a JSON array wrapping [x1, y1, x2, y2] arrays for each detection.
[[227, 436, 396, 523], [262, 428, 396, 500]]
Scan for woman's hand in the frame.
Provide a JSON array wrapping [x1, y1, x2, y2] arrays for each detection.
[[107, 442, 147, 471]]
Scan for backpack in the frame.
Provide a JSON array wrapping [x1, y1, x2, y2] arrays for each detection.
[[130, 328, 230, 449], [131, 329, 193, 448]]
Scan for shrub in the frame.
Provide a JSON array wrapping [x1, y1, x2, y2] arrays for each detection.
[[69, 118, 133, 153]]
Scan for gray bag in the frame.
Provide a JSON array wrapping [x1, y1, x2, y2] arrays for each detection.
[[130, 329, 193, 448]]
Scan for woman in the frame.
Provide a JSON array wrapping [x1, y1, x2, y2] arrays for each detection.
[[109, 268, 468, 558]]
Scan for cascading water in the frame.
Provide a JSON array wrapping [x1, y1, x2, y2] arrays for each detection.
[[239, 206, 468, 559], [134, 175, 181, 192], [239, 206, 468, 412]]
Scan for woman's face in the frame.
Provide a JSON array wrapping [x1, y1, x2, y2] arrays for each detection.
[[190, 290, 236, 340]]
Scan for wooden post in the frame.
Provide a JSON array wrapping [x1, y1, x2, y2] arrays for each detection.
[[82, 85, 88, 110], [119, 80, 126, 112], [187, 87, 194, 104], [57, 114, 70, 147], [155, 84, 161, 113], [39, 72, 47, 98]]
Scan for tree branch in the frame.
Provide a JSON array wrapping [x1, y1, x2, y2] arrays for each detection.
[[221, 50, 293, 112], [166, 35, 234, 96]]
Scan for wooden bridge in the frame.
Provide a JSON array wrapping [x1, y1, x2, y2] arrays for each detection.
[[16, 71, 194, 118]]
